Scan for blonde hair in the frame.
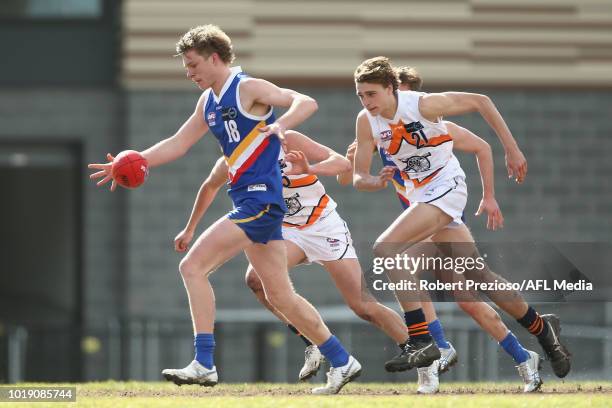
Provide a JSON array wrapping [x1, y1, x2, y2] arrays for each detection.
[[176, 25, 235, 64], [354, 56, 399, 92], [395, 66, 423, 91]]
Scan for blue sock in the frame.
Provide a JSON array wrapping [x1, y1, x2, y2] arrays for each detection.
[[499, 332, 529, 364], [428, 319, 450, 349], [194, 333, 215, 369], [318, 335, 350, 368]]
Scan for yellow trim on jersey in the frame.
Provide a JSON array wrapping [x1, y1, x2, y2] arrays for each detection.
[[226, 120, 266, 167], [230, 204, 270, 224], [391, 178, 406, 193]]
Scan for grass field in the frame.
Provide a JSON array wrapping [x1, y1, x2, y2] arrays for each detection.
[[2, 381, 610, 407]]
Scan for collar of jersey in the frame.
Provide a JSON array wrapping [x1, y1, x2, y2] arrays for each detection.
[[212, 66, 242, 103]]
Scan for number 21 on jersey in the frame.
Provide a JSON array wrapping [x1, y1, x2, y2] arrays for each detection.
[[225, 120, 241, 143]]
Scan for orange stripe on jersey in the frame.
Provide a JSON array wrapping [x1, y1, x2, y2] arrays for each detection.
[[285, 175, 319, 188], [226, 120, 266, 167], [283, 194, 330, 229], [401, 167, 443, 188], [387, 120, 452, 155]]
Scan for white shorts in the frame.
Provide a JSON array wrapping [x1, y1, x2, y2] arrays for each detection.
[[407, 174, 467, 226], [282, 210, 357, 264]]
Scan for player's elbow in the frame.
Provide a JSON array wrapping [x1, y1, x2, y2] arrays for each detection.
[[303, 96, 318, 116], [474, 94, 493, 110], [353, 176, 368, 191]]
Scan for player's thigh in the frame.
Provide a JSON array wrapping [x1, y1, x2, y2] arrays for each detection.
[[431, 223, 474, 243], [322, 258, 370, 303], [245, 239, 305, 290], [285, 239, 308, 268], [244, 240, 294, 295], [376, 203, 452, 254], [182, 216, 252, 276]]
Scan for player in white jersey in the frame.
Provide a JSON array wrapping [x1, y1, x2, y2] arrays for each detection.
[[351, 57, 570, 389], [339, 66, 548, 393], [175, 130, 414, 391]]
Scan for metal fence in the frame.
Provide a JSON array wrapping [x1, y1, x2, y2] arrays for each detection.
[[2, 303, 612, 383]]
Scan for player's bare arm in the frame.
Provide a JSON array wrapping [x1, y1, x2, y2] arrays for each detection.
[[141, 92, 210, 167], [419, 92, 527, 183], [88, 92, 210, 191], [240, 78, 318, 145], [353, 113, 392, 191], [446, 121, 504, 230], [283, 130, 351, 176], [174, 157, 228, 252]]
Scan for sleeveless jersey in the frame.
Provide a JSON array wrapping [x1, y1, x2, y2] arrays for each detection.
[[278, 151, 337, 229], [378, 146, 411, 209], [365, 90, 464, 189], [203, 66, 286, 209]]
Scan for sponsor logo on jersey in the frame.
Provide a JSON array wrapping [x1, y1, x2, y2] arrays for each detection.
[[380, 130, 392, 141], [207, 112, 216, 126], [221, 106, 238, 121], [326, 237, 341, 248], [247, 184, 267, 192]]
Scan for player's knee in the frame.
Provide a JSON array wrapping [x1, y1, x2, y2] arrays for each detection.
[[245, 268, 263, 294], [265, 289, 295, 311], [373, 241, 392, 259], [457, 301, 479, 316], [179, 256, 200, 280], [349, 301, 374, 322]]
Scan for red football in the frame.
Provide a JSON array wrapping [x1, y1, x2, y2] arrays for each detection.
[[111, 150, 149, 189]]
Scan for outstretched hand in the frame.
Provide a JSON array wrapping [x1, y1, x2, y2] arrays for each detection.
[[345, 140, 357, 163], [88, 153, 117, 191], [284, 150, 310, 175], [475, 196, 504, 230], [506, 148, 527, 184]]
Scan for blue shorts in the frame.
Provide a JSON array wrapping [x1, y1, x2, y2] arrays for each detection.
[[227, 202, 284, 244]]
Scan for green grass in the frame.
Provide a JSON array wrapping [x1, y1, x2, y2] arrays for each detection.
[[2, 381, 610, 407]]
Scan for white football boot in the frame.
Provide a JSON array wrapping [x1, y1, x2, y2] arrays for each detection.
[[417, 359, 440, 394], [162, 360, 218, 387], [517, 350, 543, 393], [299, 345, 325, 381], [311, 355, 362, 395], [438, 342, 458, 374]]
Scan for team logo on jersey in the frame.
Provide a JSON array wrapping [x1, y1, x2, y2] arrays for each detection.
[[401, 152, 432, 173], [404, 121, 424, 133], [284, 193, 303, 216], [221, 106, 238, 121], [380, 130, 392, 141], [207, 112, 216, 126]]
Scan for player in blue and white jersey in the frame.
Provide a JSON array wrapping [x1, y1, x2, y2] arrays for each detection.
[[89, 25, 361, 394]]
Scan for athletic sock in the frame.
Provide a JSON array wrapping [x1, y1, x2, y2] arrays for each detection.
[[517, 306, 549, 340], [287, 324, 313, 346], [427, 319, 450, 349], [499, 332, 530, 364], [318, 335, 350, 368], [194, 333, 215, 369], [404, 309, 433, 342]]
